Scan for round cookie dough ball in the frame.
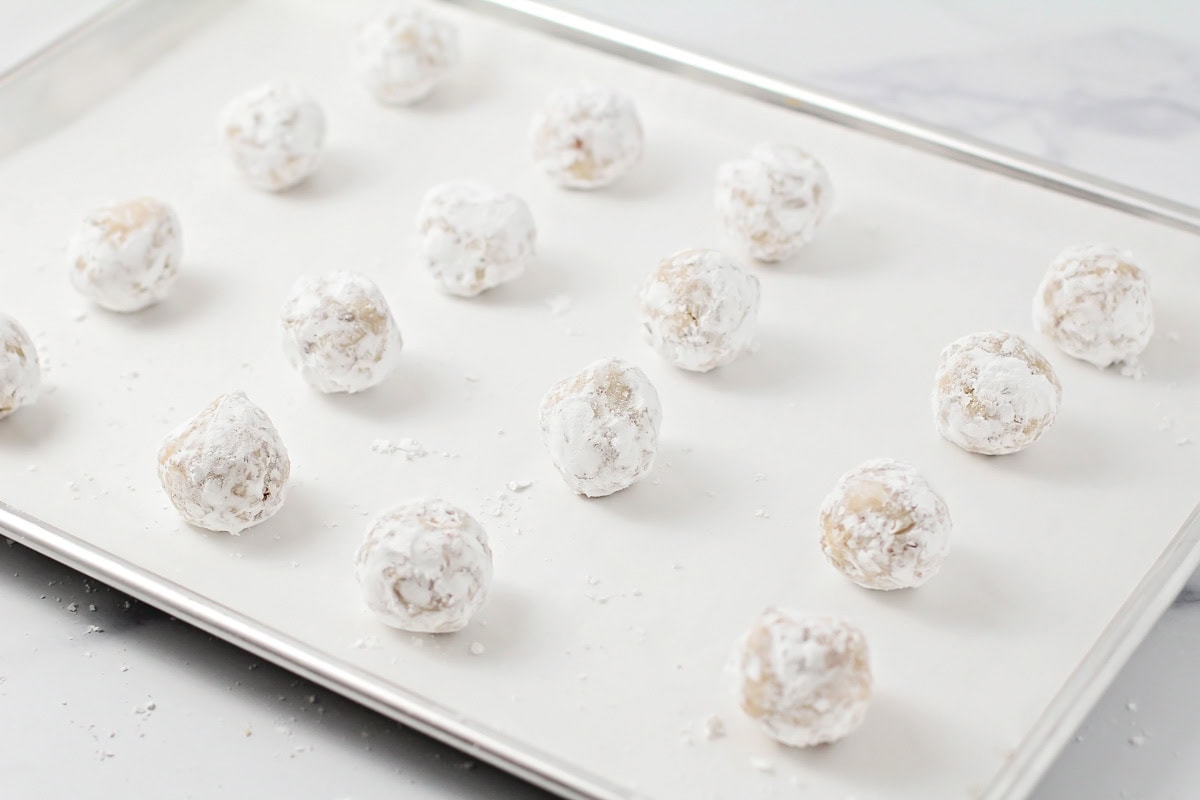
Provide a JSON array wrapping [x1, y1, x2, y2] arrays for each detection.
[[638, 248, 760, 372], [218, 81, 325, 192], [732, 608, 871, 747], [66, 197, 182, 312], [280, 272, 403, 394], [1033, 243, 1154, 368], [157, 392, 291, 534], [415, 181, 536, 297], [539, 357, 662, 497], [355, 498, 493, 633], [530, 84, 643, 189], [350, 6, 458, 106], [819, 459, 951, 590], [715, 144, 833, 263], [933, 331, 1061, 456], [0, 314, 40, 419]]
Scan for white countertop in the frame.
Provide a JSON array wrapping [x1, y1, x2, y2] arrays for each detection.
[[2, 2, 1200, 798]]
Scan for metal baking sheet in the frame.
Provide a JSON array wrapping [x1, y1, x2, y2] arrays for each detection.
[[2, 1, 1200, 798]]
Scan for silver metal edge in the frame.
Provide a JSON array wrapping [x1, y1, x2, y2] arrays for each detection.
[[0, 502, 632, 800], [980, 502, 1200, 799], [442, 0, 1200, 237], [0, 0, 132, 85]]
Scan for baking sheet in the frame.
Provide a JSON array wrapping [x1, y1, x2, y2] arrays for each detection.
[[2, 1, 1200, 798]]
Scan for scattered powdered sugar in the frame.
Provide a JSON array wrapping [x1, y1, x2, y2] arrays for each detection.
[[933, 331, 1061, 455], [701, 714, 726, 740], [371, 437, 426, 459], [1033, 243, 1154, 368], [819, 458, 952, 590], [1118, 359, 1146, 381], [351, 636, 381, 650], [749, 757, 774, 774], [506, 479, 533, 492], [545, 294, 572, 316], [469, 642, 486, 656]]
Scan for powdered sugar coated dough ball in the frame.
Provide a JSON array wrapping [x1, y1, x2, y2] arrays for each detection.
[[280, 272, 403, 393], [66, 198, 182, 312], [355, 498, 493, 633], [415, 181, 536, 297], [351, 6, 458, 106], [819, 459, 951, 590], [715, 144, 833, 263], [639, 248, 760, 372], [934, 331, 1061, 455], [539, 357, 662, 497], [0, 314, 40, 419], [218, 82, 325, 192], [157, 392, 291, 534], [1033, 243, 1154, 368], [732, 609, 871, 747], [530, 84, 643, 189]]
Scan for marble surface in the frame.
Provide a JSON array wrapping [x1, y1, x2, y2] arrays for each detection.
[[3, 1, 1200, 798]]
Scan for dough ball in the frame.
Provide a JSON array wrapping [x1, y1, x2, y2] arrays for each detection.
[[715, 143, 832, 262], [530, 84, 643, 189], [638, 248, 760, 372], [157, 392, 291, 534], [732, 608, 871, 747], [415, 181, 536, 297], [66, 197, 182, 312], [819, 458, 952, 590], [933, 331, 1061, 455], [355, 498, 493, 633], [539, 357, 662, 497], [218, 81, 325, 192], [1033, 243, 1154, 367], [280, 272, 403, 394], [350, 6, 459, 106], [0, 314, 40, 419]]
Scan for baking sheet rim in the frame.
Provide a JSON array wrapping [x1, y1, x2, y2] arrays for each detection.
[[4, 0, 1200, 797]]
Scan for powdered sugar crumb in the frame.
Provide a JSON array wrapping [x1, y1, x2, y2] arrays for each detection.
[[351, 636, 381, 650], [546, 294, 572, 316], [702, 714, 726, 740], [371, 437, 427, 459], [1118, 359, 1145, 380], [469, 641, 486, 656], [750, 757, 774, 774], [1176, 436, 1193, 446], [506, 479, 533, 492]]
